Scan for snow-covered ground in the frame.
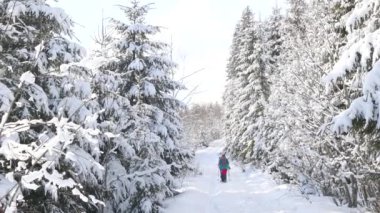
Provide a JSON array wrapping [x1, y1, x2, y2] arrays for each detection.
[[163, 139, 359, 213]]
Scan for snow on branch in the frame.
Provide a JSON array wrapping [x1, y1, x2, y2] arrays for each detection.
[[322, 0, 380, 133]]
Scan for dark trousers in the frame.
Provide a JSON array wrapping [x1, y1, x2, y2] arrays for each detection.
[[220, 169, 227, 182]]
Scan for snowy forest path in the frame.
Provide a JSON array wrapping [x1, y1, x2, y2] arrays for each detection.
[[163, 139, 355, 213]]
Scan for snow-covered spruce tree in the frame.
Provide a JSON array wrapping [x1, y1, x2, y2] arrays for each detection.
[[257, 0, 315, 183], [238, 22, 270, 162], [322, 0, 380, 210], [0, 1, 104, 212], [224, 7, 255, 159], [224, 7, 270, 163], [301, 0, 366, 208], [254, 0, 345, 193], [251, 6, 284, 168], [223, 18, 242, 157], [86, 1, 192, 212]]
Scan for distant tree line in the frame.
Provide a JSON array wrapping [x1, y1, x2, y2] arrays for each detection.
[[181, 103, 223, 148]]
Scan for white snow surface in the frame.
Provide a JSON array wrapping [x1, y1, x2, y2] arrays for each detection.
[[163, 139, 359, 213]]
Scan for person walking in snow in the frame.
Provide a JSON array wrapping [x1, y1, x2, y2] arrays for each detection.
[[218, 153, 230, 182]]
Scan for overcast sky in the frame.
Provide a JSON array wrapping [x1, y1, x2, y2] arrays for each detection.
[[51, 0, 286, 104]]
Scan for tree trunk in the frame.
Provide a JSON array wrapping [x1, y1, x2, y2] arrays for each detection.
[[350, 174, 358, 208], [343, 182, 352, 207]]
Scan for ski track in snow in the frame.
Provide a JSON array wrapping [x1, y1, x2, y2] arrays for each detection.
[[163, 140, 359, 213]]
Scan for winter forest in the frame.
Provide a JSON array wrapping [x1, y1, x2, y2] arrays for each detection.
[[0, 0, 379, 212]]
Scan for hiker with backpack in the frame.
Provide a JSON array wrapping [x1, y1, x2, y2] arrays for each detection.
[[218, 153, 230, 182]]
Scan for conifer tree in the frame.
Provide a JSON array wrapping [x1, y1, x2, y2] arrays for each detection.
[[224, 7, 270, 162], [224, 7, 254, 159], [0, 0, 104, 212], [87, 1, 192, 212], [232, 7, 256, 158], [252, 6, 284, 167], [223, 21, 242, 157], [322, 0, 380, 209]]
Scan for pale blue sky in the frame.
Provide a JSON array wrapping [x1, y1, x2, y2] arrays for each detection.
[[51, 0, 286, 104]]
